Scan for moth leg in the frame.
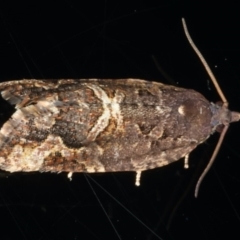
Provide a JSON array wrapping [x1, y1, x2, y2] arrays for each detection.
[[135, 170, 142, 186], [68, 172, 73, 181], [184, 154, 189, 169]]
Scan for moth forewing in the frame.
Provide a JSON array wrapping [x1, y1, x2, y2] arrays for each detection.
[[0, 78, 234, 193]]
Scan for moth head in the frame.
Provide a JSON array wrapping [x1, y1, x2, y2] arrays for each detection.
[[182, 18, 240, 197]]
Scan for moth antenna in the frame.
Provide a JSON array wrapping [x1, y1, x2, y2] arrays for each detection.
[[181, 18, 228, 106], [194, 126, 229, 197], [181, 18, 230, 197]]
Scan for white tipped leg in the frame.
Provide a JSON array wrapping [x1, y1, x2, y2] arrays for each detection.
[[68, 172, 73, 181], [184, 154, 189, 169], [135, 170, 142, 186]]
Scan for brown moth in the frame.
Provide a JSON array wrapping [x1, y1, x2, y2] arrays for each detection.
[[0, 19, 238, 197]]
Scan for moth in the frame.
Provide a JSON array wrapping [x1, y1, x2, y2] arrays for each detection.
[[0, 19, 238, 197]]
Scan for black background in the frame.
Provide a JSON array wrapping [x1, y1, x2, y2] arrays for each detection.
[[0, 1, 240, 240]]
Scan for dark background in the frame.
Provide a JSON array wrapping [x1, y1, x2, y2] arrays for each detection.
[[0, 1, 240, 239]]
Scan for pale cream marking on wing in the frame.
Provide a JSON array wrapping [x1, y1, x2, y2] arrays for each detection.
[[131, 154, 158, 172], [155, 106, 165, 113], [1, 90, 12, 101], [86, 84, 111, 141], [4, 144, 46, 172], [1, 134, 106, 173], [111, 90, 124, 130], [0, 99, 60, 138], [0, 109, 30, 137], [149, 125, 164, 139], [132, 150, 180, 172], [37, 100, 60, 114], [86, 84, 124, 140], [78, 102, 90, 109], [178, 136, 198, 143], [178, 105, 185, 115], [0, 119, 18, 137], [33, 100, 60, 128], [96, 145, 104, 155], [85, 164, 105, 173]]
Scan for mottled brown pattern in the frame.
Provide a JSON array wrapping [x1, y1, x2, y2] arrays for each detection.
[[0, 79, 232, 178]]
